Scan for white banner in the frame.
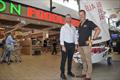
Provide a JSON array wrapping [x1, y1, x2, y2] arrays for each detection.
[[80, 0, 110, 44]]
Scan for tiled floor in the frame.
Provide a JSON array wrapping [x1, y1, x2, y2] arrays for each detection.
[[0, 52, 120, 80], [112, 52, 120, 61]]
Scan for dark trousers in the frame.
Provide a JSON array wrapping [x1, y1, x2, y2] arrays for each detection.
[[52, 46, 57, 55], [1, 48, 11, 63], [60, 42, 75, 74]]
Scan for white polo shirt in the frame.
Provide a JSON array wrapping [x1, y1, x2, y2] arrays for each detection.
[[60, 23, 78, 45]]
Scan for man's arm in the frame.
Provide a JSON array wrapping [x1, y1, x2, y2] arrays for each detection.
[[60, 27, 66, 52], [75, 29, 78, 45], [75, 29, 79, 51], [60, 27, 64, 46], [93, 27, 101, 40], [89, 21, 101, 39]]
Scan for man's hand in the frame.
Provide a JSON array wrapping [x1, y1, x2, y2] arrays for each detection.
[[62, 46, 66, 52], [93, 27, 101, 40], [75, 45, 78, 52], [86, 37, 93, 47]]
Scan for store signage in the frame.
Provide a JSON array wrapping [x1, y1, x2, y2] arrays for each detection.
[[0, 1, 79, 26], [27, 7, 65, 24], [0, 0, 21, 15], [27, 7, 80, 26]]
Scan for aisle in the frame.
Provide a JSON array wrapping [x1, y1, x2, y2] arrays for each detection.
[[112, 52, 120, 61], [0, 52, 120, 80]]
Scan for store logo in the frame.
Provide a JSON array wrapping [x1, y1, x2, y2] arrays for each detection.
[[27, 7, 65, 24], [0, 0, 21, 16]]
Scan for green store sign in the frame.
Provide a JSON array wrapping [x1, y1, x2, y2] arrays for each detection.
[[0, 0, 21, 16]]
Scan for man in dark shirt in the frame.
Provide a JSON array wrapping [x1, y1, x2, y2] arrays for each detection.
[[78, 10, 101, 80], [51, 39, 57, 55]]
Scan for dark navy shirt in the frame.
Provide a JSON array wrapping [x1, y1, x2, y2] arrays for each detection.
[[78, 19, 97, 46]]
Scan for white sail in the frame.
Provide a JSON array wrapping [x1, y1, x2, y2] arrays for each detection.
[[79, 0, 110, 44]]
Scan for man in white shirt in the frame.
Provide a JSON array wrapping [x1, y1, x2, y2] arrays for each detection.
[[60, 14, 78, 80]]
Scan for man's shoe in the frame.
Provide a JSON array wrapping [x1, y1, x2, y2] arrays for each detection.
[[67, 72, 75, 77], [84, 78, 91, 80], [80, 74, 86, 78], [7, 62, 11, 65], [60, 74, 67, 80]]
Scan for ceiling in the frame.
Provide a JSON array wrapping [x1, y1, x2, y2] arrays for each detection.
[[101, 0, 120, 19]]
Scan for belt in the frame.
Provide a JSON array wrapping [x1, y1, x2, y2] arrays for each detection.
[[64, 41, 74, 45]]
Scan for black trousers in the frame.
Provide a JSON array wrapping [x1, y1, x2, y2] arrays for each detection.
[[60, 42, 75, 74], [52, 46, 57, 55]]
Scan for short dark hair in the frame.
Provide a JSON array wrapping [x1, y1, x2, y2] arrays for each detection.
[[66, 14, 71, 17], [7, 32, 11, 35], [79, 10, 86, 15]]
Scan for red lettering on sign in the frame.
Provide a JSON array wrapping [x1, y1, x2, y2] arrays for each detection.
[[44, 12, 50, 21], [27, 7, 79, 26], [39, 10, 45, 20], [36, 10, 41, 20], [96, 2, 105, 20], [72, 19, 80, 27], [85, 4, 96, 12], [27, 7, 36, 17], [96, 2, 102, 8], [59, 16, 65, 24]]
